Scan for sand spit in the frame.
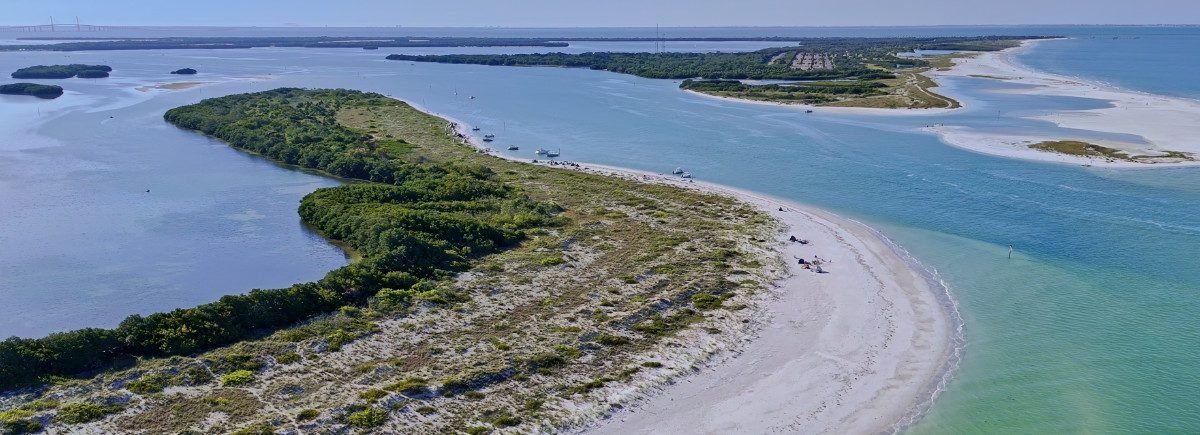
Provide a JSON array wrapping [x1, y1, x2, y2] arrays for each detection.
[[445, 115, 958, 434]]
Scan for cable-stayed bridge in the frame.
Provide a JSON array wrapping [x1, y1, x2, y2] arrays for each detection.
[[1, 17, 114, 32]]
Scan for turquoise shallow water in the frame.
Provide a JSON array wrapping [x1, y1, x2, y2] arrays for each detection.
[[0, 26, 1197, 432]]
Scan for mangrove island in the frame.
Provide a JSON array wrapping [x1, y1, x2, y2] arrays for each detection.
[[11, 64, 113, 79], [0, 83, 64, 99]]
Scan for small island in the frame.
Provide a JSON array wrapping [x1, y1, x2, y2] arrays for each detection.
[[0, 83, 64, 99], [170, 68, 198, 75], [1029, 140, 1194, 164], [11, 64, 112, 79], [386, 36, 1045, 109]]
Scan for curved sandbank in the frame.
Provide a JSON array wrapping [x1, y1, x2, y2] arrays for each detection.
[[443, 114, 959, 433], [135, 81, 211, 92], [927, 39, 1200, 168], [582, 171, 957, 434]]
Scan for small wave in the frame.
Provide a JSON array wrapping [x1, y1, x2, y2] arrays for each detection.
[[1109, 215, 1200, 236], [1055, 184, 1121, 196]]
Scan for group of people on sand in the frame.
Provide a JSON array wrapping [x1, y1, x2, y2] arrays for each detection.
[[533, 160, 582, 169], [795, 250, 828, 274], [781, 210, 828, 274]]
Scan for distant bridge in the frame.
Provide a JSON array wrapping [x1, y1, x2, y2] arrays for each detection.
[[1, 17, 113, 32]]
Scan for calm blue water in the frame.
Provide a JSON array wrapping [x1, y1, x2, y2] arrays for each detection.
[[0, 69, 350, 337], [0, 26, 1197, 432], [1019, 28, 1200, 100]]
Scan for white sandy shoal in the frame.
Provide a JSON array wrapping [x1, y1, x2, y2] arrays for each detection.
[[918, 124, 1200, 169], [926, 39, 1200, 168], [685, 39, 1200, 168], [425, 108, 958, 434]]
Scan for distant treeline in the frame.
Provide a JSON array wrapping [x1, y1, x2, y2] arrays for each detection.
[[387, 50, 866, 80], [11, 64, 112, 79], [682, 79, 888, 94], [0, 37, 573, 52], [0, 88, 558, 390], [681, 78, 890, 103], [0, 83, 64, 99], [384, 36, 1041, 80], [0, 35, 1051, 53]]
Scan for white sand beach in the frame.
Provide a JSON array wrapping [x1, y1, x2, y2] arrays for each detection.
[[579, 169, 957, 435], [433, 108, 959, 434], [927, 39, 1200, 167], [135, 81, 211, 92]]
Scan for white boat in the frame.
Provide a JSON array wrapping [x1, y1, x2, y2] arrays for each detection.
[[680, 172, 693, 178], [535, 148, 549, 155], [546, 149, 561, 157], [672, 167, 684, 174]]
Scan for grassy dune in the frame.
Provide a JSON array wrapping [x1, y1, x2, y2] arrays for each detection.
[[822, 54, 968, 109], [1030, 140, 1194, 163]]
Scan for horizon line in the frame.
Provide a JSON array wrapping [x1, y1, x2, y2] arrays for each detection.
[[2, 23, 1198, 30]]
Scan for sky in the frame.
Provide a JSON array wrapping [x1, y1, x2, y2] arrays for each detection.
[[2, 0, 1198, 27]]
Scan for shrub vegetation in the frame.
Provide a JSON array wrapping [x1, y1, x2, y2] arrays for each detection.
[[0, 88, 556, 391], [11, 64, 111, 79]]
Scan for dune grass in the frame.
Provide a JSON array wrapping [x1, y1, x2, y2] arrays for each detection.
[[1029, 140, 1194, 163]]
